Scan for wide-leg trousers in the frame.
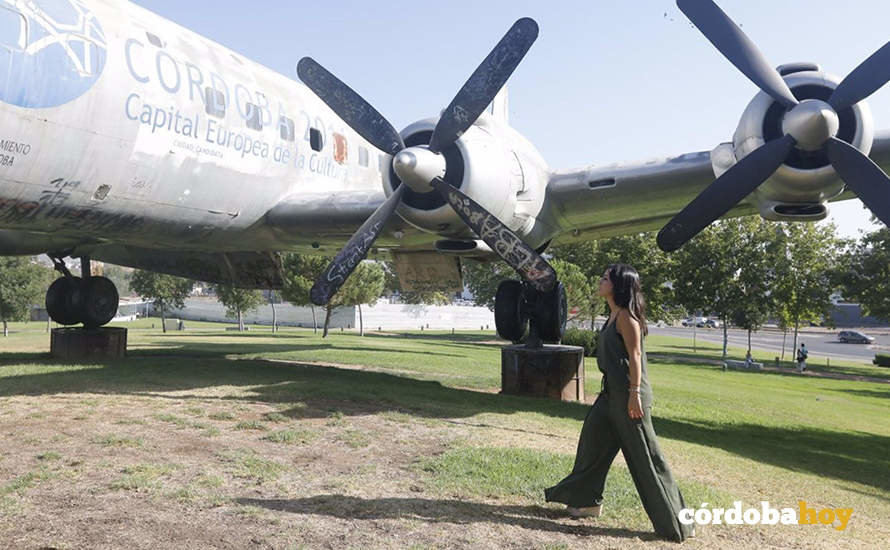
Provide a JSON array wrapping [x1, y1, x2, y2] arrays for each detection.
[[544, 391, 694, 542]]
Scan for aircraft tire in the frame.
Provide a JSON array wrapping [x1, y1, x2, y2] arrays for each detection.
[[536, 282, 567, 343], [495, 280, 528, 344], [45, 277, 84, 326], [82, 277, 119, 328]]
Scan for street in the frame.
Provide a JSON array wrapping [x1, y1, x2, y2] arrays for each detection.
[[650, 326, 888, 363]]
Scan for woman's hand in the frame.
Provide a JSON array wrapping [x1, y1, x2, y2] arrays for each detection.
[[628, 392, 643, 420]]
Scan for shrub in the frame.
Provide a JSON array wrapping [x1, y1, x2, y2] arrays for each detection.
[[562, 328, 597, 357], [873, 354, 890, 367]]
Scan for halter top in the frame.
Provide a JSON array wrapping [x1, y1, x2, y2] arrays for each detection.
[[596, 314, 653, 407]]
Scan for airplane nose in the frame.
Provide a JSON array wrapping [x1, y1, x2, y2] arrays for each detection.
[[392, 146, 446, 193]]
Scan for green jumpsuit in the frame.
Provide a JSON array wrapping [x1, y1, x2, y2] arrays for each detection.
[[544, 317, 694, 543]]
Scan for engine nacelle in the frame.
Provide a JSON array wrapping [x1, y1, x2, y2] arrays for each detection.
[[725, 63, 874, 221], [383, 115, 549, 243]]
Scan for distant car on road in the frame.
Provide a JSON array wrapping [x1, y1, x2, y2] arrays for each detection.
[[838, 330, 875, 344], [681, 316, 709, 327], [704, 319, 722, 328]]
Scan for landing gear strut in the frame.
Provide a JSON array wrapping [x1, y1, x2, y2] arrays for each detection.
[[494, 279, 567, 347], [46, 256, 119, 328]]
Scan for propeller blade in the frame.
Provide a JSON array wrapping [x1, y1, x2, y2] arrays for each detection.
[[430, 178, 556, 293], [657, 134, 797, 252], [427, 18, 539, 153], [297, 57, 405, 155], [310, 186, 406, 305], [827, 137, 890, 227], [677, 0, 798, 108], [829, 42, 890, 111]]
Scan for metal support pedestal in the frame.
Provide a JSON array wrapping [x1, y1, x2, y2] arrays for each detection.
[[50, 327, 127, 361], [501, 344, 585, 402]]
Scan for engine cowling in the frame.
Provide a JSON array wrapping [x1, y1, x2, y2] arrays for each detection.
[[724, 63, 874, 221], [383, 115, 549, 243]]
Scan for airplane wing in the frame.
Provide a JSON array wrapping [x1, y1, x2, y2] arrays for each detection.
[[543, 132, 890, 245]]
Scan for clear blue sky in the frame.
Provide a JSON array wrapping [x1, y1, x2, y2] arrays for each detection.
[[134, 0, 890, 240]]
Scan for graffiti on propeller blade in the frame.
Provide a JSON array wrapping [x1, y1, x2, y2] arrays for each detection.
[[446, 188, 554, 291], [323, 220, 383, 285]]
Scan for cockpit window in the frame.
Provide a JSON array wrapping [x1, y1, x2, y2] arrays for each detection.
[[146, 32, 164, 48]]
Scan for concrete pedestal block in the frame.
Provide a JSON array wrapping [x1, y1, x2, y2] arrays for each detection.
[[501, 344, 584, 402], [50, 327, 127, 361]]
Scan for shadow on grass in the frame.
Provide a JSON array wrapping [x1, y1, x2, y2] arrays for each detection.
[[235, 495, 657, 540], [0, 356, 590, 424], [2, 354, 889, 494], [652, 416, 890, 494]]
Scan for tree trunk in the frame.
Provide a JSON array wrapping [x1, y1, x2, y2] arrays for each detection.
[[3, 319, 7, 337], [722, 318, 728, 359], [782, 328, 787, 360], [311, 305, 318, 334], [322, 306, 332, 338], [270, 297, 277, 333], [162, 311, 167, 333], [238, 310, 244, 332], [747, 329, 752, 354], [358, 304, 364, 337], [792, 322, 799, 357]]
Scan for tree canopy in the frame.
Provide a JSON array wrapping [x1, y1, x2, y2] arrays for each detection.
[[0, 257, 53, 336]]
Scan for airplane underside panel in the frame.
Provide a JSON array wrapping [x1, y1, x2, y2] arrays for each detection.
[[90, 245, 284, 289]]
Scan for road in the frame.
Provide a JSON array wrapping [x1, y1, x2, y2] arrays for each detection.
[[649, 326, 888, 363]]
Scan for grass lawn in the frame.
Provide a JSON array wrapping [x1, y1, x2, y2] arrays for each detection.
[[0, 320, 887, 549]]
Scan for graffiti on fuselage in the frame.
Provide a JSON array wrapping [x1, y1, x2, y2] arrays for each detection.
[[0, 178, 144, 232], [122, 35, 351, 181]]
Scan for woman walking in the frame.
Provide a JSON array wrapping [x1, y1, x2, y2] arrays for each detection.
[[544, 264, 694, 543]]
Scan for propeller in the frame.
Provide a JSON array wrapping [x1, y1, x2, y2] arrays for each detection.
[[658, 0, 890, 252], [299, 18, 550, 305]]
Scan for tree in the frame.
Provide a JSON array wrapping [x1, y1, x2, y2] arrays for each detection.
[[280, 253, 328, 334], [673, 218, 777, 358], [839, 226, 890, 323], [550, 259, 593, 325], [212, 284, 265, 332], [773, 222, 843, 357], [0, 257, 52, 336], [462, 260, 515, 310], [553, 232, 676, 326], [326, 261, 385, 337], [129, 270, 193, 332]]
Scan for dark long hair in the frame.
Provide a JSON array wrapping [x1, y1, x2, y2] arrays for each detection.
[[607, 263, 648, 336]]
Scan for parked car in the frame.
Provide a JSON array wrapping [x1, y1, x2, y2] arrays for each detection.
[[838, 330, 875, 344], [681, 317, 695, 327], [704, 319, 722, 328]]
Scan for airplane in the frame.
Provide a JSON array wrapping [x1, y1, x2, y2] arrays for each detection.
[[1, 0, 890, 344]]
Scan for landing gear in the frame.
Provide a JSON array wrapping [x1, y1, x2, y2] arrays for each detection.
[[46, 256, 119, 328], [494, 279, 567, 346]]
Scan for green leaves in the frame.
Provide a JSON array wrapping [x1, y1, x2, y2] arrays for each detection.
[[0, 257, 52, 325], [129, 270, 193, 315]]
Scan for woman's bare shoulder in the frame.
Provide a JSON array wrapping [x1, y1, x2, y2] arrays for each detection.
[[616, 309, 640, 333]]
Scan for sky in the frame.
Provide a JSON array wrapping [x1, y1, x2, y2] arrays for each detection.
[[132, 0, 890, 240]]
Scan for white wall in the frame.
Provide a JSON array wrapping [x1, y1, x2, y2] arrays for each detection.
[[169, 298, 495, 330]]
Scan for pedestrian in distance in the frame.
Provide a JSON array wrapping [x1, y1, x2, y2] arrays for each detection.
[[796, 343, 808, 372], [544, 263, 694, 543]]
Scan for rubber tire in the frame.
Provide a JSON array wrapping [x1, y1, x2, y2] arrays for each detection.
[[536, 282, 567, 343], [82, 276, 119, 328], [45, 277, 83, 326], [495, 280, 528, 344]]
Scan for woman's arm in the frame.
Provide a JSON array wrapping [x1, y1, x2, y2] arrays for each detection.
[[617, 309, 644, 420]]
